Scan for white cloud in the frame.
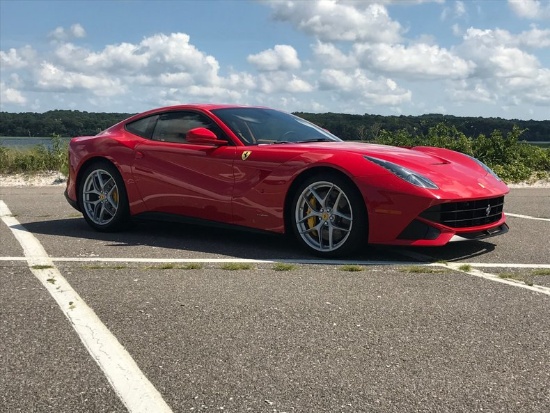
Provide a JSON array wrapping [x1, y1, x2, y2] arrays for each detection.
[[0, 46, 36, 69], [318, 68, 412, 106], [446, 80, 495, 103], [312, 41, 357, 69], [266, 0, 403, 43], [0, 48, 28, 69], [0, 82, 27, 105], [354, 43, 474, 79], [446, 26, 550, 108], [48, 24, 86, 42], [461, 26, 550, 49], [256, 72, 313, 94], [441, 1, 467, 20], [71, 24, 86, 38], [508, 0, 550, 19], [460, 27, 542, 78], [37, 62, 126, 96], [247, 45, 301, 71], [517, 25, 550, 47]]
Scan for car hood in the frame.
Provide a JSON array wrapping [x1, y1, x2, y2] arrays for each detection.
[[284, 142, 509, 198], [296, 142, 445, 165]]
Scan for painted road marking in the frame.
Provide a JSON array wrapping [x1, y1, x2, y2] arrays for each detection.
[[0, 201, 173, 413], [507, 213, 550, 222], [1, 256, 549, 297], [438, 263, 550, 297], [393, 249, 550, 296], [0, 256, 550, 269]]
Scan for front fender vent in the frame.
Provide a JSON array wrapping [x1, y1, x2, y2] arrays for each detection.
[[420, 196, 504, 229]]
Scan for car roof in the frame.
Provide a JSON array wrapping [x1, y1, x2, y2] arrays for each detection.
[[123, 104, 269, 122]]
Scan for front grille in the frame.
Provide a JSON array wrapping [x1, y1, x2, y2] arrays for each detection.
[[420, 196, 504, 229]]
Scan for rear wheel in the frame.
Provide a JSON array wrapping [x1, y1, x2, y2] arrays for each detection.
[[79, 161, 129, 232], [291, 174, 367, 257]]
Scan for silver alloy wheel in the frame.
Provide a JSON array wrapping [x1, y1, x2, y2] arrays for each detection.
[[82, 169, 120, 226], [295, 180, 353, 252]]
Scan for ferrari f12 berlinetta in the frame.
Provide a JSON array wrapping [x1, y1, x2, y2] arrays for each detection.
[[65, 104, 509, 257]]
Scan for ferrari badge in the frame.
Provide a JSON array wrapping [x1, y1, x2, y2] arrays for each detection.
[[241, 151, 252, 161]]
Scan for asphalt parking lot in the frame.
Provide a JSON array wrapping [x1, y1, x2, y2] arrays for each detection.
[[1, 185, 549, 412]]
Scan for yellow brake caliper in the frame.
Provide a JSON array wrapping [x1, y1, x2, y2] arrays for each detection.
[[307, 196, 318, 236], [112, 187, 119, 205]]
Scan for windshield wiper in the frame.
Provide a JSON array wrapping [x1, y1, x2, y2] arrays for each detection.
[[269, 138, 335, 145], [294, 138, 335, 143]]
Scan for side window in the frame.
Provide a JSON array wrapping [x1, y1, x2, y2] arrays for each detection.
[[125, 115, 158, 139], [152, 111, 225, 143]]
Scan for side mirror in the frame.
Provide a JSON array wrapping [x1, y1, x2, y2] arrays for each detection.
[[187, 127, 227, 146]]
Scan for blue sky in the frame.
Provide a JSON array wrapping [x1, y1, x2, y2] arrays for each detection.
[[1, 0, 549, 120]]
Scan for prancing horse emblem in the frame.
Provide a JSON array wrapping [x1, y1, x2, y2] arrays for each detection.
[[241, 151, 252, 161], [485, 204, 492, 217]]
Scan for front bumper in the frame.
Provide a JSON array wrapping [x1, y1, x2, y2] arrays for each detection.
[[64, 188, 80, 212], [449, 223, 509, 242]]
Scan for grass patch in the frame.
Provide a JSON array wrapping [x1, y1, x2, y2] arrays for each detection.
[[155, 263, 177, 270], [0, 135, 69, 175], [532, 269, 550, 276], [83, 264, 128, 270], [340, 264, 363, 272], [498, 273, 534, 286], [273, 263, 295, 271], [182, 263, 203, 270], [400, 265, 447, 274], [458, 264, 472, 272], [498, 273, 523, 281], [146, 263, 203, 270], [31, 265, 54, 270], [221, 263, 253, 271]]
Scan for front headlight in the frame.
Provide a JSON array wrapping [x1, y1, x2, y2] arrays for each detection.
[[364, 156, 439, 189], [465, 155, 502, 182]]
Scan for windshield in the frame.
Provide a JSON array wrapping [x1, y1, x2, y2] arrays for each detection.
[[211, 107, 342, 146]]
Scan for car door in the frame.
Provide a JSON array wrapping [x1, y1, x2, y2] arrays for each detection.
[[131, 110, 236, 223]]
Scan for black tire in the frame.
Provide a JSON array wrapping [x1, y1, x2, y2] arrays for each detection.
[[78, 160, 130, 232], [291, 173, 367, 257]]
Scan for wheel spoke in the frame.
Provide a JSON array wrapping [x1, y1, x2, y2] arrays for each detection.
[[308, 187, 325, 208], [297, 209, 321, 224], [327, 225, 334, 250], [299, 221, 323, 235]]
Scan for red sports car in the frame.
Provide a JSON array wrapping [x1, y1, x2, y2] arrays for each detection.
[[65, 104, 509, 257]]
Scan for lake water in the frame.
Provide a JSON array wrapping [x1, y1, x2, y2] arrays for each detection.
[[0, 137, 72, 148]]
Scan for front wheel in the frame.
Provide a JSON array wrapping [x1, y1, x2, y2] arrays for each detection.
[[78, 161, 129, 232], [291, 174, 367, 258]]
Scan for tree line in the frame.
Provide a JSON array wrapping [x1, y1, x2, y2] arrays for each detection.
[[296, 112, 550, 142], [0, 109, 549, 141]]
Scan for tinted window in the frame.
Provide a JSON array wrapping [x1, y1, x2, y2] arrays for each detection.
[[211, 107, 341, 145], [152, 111, 225, 143], [126, 115, 158, 139]]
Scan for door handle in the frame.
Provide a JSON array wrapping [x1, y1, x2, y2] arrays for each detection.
[[135, 151, 144, 159]]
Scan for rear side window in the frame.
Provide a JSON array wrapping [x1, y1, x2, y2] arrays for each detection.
[[152, 111, 227, 143], [126, 115, 158, 139]]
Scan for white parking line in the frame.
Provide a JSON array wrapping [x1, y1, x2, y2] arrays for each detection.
[[1, 256, 549, 296], [438, 263, 550, 296], [506, 212, 550, 222], [0, 201, 173, 413], [0, 256, 550, 269], [395, 249, 550, 296]]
